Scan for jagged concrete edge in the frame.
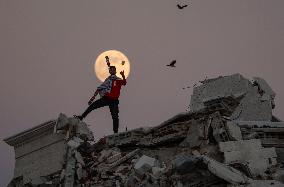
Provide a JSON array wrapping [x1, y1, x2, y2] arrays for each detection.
[[3, 120, 56, 146]]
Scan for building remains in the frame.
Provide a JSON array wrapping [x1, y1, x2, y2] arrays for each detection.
[[4, 73, 284, 187]]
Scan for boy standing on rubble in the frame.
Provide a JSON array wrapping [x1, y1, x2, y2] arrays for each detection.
[[75, 64, 127, 134]]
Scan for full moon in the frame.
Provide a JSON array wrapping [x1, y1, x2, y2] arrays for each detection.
[[94, 50, 130, 82]]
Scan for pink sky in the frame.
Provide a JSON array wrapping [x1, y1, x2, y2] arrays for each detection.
[[1, 0, 284, 186]]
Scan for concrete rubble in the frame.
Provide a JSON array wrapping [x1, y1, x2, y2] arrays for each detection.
[[4, 73, 284, 187]]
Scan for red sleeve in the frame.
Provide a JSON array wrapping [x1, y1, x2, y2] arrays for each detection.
[[119, 79, 127, 86]]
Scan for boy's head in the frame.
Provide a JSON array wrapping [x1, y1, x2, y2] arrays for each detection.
[[109, 66, 116, 75]]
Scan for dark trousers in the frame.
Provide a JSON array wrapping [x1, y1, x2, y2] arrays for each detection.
[[81, 96, 119, 133]]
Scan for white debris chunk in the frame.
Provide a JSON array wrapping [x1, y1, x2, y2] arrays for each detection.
[[203, 156, 251, 185], [134, 155, 156, 175], [225, 121, 243, 140], [67, 137, 83, 149]]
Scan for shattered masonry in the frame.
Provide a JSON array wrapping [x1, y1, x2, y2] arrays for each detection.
[[4, 73, 284, 187]]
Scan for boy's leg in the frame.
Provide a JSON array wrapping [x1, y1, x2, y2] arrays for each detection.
[[109, 100, 119, 133], [80, 97, 109, 119]]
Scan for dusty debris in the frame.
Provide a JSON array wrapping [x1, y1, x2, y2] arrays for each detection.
[[5, 74, 284, 187]]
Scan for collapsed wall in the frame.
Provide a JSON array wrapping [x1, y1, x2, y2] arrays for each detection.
[[189, 74, 275, 121], [4, 73, 284, 187]]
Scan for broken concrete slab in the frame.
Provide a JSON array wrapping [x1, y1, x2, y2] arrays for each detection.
[[189, 74, 274, 121], [179, 120, 203, 148], [202, 156, 251, 185], [219, 139, 262, 153], [222, 147, 277, 164], [234, 121, 284, 128], [219, 139, 277, 177], [230, 86, 272, 121], [225, 121, 243, 141], [190, 74, 252, 112]]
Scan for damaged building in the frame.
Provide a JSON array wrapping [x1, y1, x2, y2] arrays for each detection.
[[4, 73, 284, 187]]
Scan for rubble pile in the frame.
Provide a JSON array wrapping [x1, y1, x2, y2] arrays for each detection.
[[5, 74, 284, 187]]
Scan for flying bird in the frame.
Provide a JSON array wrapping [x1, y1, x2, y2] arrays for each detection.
[[121, 61, 125, 65], [167, 60, 177, 67], [177, 4, 188, 9]]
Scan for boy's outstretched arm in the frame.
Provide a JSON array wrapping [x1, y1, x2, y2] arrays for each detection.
[[120, 70, 127, 85]]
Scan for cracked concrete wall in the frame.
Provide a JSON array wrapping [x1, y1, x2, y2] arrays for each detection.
[[15, 140, 66, 184], [190, 74, 273, 121], [11, 129, 66, 184], [230, 86, 272, 121], [190, 74, 252, 112]]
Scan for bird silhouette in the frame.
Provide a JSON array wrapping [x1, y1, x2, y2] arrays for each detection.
[[167, 60, 177, 67], [121, 61, 125, 65], [177, 4, 188, 9]]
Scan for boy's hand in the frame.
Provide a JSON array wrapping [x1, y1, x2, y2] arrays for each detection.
[[120, 70, 125, 77], [105, 56, 110, 67]]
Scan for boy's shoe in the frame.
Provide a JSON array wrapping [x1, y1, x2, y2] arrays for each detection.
[[73, 115, 83, 121]]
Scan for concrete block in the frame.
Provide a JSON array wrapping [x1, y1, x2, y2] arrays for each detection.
[[134, 155, 156, 175], [223, 148, 277, 164], [219, 139, 262, 153], [225, 121, 242, 141]]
